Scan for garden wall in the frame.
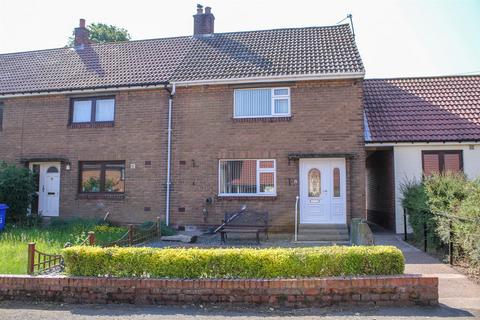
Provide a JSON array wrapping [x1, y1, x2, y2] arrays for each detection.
[[0, 275, 438, 307]]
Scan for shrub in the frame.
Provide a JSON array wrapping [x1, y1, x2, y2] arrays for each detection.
[[455, 181, 480, 264], [62, 245, 404, 278], [400, 178, 440, 246], [0, 162, 37, 223]]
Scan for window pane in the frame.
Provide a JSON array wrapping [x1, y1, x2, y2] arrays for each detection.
[[260, 172, 274, 193], [259, 160, 274, 169], [105, 164, 125, 192], [273, 88, 288, 96], [220, 160, 257, 194], [274, 98, 289, 114], [95, 99, 115, 122], [333, 168, 340, 197], [234, 89, 271, 117], [73, 100, 92, 123], [444, 153, 461, 173], [81, 164, 101, 192], [423, 153, 440, 176], [308, 168, 321, 197]]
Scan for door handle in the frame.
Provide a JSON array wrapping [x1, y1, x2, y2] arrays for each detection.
[[42, 185, 45, 192]]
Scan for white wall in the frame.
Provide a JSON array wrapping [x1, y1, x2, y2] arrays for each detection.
[[393, 143, 480, 233]]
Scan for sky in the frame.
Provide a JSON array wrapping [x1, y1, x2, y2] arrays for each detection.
[[0, 0, 479, 78]]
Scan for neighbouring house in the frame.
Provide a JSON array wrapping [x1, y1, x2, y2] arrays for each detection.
[[0, 5, 366, 239], [364, 75, 480, 233]]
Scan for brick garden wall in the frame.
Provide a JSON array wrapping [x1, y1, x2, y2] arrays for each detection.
[[0, 275, 438, 307]]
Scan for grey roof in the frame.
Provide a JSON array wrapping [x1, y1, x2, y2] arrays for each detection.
[[0, 24, 363, 95]]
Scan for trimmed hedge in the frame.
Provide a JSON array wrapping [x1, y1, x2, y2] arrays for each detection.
[[62, 246, 404, 278]]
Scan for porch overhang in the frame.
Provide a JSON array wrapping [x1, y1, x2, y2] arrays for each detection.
[[288, 152, 356, 160], [19, 157, 70, 164]]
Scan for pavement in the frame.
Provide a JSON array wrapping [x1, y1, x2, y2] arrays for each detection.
[[374, 230, 480, 317], [1, 231, 479, 319]]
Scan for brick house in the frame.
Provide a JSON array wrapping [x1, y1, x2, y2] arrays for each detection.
[[0, 6, 366, 239], [364, 76, 480, 233]]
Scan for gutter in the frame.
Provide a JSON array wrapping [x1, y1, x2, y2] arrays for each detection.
[[163, 82, 176, 226], [365, 141, 480, 147], [173, 72, 365, 87]]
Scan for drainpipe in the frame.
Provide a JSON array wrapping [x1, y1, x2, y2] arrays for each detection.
[[164, 83, 176, 226]]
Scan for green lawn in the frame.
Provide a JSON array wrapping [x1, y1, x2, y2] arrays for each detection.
[[0, 220, 127, 274]]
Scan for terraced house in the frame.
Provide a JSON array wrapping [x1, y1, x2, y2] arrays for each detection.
[[1, 5, 365, 240]]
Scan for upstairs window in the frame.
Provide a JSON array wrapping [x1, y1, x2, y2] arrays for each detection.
[[234, 88, 290, 118], [219, 159, 276, 196], [70, 97, 115, 124], [422, 150, 463, 176]]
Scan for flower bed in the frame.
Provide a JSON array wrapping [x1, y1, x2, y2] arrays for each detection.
[[62, 245, 404, 278]]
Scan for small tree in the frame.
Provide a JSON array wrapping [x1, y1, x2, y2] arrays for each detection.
[[0, 162, 37, 223], [68, 22, 131, 46]]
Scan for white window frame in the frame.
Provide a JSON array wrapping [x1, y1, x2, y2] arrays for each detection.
[[218, 159, 277, 197], [233, 87, 291, 118]]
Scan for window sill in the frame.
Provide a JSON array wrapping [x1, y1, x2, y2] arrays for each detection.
[[77, 193, 125, 200], [68, 122, 115, 129], [232, 116, 292, 123], [217, 195, 277, 201]]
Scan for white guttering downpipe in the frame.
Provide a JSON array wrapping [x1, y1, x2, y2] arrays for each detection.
[[165, 83, 176, 226], [294, 195, 300, 242]]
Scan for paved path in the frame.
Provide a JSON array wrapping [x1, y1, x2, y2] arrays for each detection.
[[375, 231, 480, 317]]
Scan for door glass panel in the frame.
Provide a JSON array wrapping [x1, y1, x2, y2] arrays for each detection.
[[105, 164, 125, 192], [46, 166, 59, 173], [81, 164, 101, 192], [308, 168, 321, 197], [333, 167, 340, 197]]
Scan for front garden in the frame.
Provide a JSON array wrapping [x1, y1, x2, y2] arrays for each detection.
[[0, 220, 127, 274], [402, 172, 480, 278]]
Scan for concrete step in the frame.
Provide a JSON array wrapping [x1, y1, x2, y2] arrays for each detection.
[[297, 233, 349, 242], [297, 224, 349, 242]]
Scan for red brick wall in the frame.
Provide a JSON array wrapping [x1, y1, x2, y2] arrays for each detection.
[[0, 78, 366, 229], [0, 275, 438, 307], [366, 149, 395, 230], [0, 90, 169, 224], [171, 80, 366, 231]]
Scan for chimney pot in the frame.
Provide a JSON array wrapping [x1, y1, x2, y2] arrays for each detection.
[[193, 5, 215, 36], [79, 18, 86, 28]]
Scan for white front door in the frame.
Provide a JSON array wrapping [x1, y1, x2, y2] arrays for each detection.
[[29, 162, 60, 217], [299, 158, 346, 224]]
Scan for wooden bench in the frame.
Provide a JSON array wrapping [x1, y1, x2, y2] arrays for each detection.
[[220, 210, 269, 244]]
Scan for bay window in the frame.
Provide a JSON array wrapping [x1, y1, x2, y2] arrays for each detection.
[[219, 159, 276, 196]]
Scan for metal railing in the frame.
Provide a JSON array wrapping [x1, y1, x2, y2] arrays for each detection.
[[27, 217, 162, 275], [403, 207, 476, 265]]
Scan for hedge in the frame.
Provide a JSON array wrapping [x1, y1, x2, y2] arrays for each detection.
[[62, 246, 404, 278]]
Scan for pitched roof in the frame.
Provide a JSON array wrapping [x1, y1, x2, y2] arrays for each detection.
[[0, 24, 363, 96], [363, 75, 480, 143]]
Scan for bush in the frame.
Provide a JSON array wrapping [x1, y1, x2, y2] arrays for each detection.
[[0, 162, 37, 223], [400, 178, 440, 246], [455, 182, 480, 264], [62, 245, 404, 278]]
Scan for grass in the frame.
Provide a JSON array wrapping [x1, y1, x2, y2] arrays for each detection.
[[0, 219, 127, 275]]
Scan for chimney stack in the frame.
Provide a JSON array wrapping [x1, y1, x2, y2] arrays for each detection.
[[193, 4, 215, 36], [74, 18, 90, 47]]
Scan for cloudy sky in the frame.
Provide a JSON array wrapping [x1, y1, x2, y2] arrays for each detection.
[[1, 0, 479, 78]]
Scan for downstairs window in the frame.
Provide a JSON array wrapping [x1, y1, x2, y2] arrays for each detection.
[[422, 150, 463, 176], [219, 159, 276, 196], [79, 161, 125, 194]]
